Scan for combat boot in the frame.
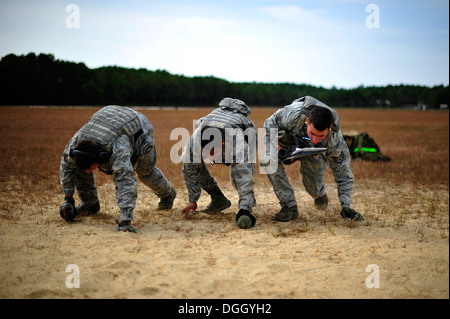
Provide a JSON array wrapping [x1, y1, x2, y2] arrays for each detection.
[[77, 201, 100, 216], [199, 186, 231, 214], [314, 194, 328, 210], [274, 205, 299, 222], [158, 188, 177, 210]]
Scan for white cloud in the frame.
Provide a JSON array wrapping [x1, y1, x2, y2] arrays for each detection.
[[105, 7, 371, 87], [111, 14, 281, 81], [259, 5, 327, 25]]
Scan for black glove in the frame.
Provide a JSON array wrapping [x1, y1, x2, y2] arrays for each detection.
[[278, 145, 297, 160], [278, 146, 299, 165], [59, 196, 78, 222], [340, 207, 364, 221], [115, 220, 139, 233], [235, 209, 256, 229], [282, 158, 298, 165]]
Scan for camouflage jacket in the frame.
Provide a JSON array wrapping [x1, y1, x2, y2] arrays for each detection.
[[263, 96, 354, 207], [182, 98, 257, 203], [60, 105, 153, 216]]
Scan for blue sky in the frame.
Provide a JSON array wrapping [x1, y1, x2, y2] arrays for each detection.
[[0, 0, 448, 88]]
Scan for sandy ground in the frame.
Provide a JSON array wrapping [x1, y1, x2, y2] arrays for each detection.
[[0, 178, 448, 300]]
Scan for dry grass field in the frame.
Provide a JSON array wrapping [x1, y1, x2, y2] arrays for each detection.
[[0, 106, 448, 299]]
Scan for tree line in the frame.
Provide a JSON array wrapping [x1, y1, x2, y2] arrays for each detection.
[[0, 52, 448, 108]]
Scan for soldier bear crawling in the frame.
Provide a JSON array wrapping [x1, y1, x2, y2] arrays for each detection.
[[262, 96, 364, 222], [181, 97, 258, 229], [59, 105, 176, 232]]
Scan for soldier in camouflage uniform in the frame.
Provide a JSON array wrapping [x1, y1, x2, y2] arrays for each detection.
[[262, 96, 364, 222], [59, 105, 176, 232], [181, 98, 258, 229]]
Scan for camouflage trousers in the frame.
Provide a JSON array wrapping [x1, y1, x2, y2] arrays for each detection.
[[267, 154, 328, 208], [189, 162, 256, 212], [230, 163, 256, 212], [75, 142, 174, 221]]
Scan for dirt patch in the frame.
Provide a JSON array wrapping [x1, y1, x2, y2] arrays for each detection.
[[0, 179, 448, 299]]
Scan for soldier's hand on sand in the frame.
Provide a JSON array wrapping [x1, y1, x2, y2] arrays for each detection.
[[59, 196, 78, 222], [236, 209, 256, 229], [182, 202, 198, 216]]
